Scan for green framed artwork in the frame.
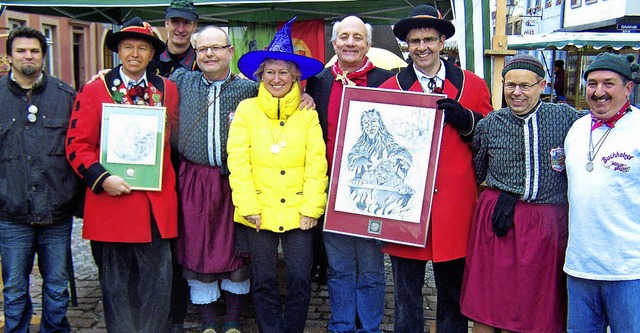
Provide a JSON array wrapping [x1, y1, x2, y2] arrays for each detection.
[[100, 103, 166, 191]]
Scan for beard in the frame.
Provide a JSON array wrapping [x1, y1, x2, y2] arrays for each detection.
[[20, 64, 38, 76]]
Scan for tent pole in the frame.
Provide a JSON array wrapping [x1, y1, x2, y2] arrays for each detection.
[[485, 0, 515, 109]]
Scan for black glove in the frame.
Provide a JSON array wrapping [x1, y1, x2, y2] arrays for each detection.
[[436, 98, 483, 141], [490, 191, 517, 237], [437, 98, 471, 130]]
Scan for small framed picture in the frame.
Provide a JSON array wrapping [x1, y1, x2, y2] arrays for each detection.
[[323, 86, 444, 247], [100, 103, 166, 191]]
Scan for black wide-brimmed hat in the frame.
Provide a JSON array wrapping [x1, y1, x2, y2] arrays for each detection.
[[106, 17, 166, 54], [393, 4, 455, 41]]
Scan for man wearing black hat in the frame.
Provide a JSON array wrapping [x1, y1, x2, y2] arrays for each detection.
[[377, 4, 493, 333], [460, 53, 582, 332], [149, 0, 200, 77], [563, 52, 640, 332], [65, 17, 180, 332]]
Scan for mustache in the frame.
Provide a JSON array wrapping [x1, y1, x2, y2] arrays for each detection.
[[590, 93, 610, 101]]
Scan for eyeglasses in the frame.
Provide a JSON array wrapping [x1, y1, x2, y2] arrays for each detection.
[[504, 79, 543, 91], [196, 45, 231, 55], [407, 36, 441, 47]]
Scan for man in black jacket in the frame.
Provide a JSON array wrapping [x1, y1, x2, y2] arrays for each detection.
[[0, 26, 81, 333], [305, 15, 394, 333]]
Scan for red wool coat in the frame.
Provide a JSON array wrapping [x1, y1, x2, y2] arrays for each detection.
[[378, 61, 493, 262], [66, 67, 180, 243]]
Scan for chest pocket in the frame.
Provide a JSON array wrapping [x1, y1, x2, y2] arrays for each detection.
[[43, 117, 69, 156]]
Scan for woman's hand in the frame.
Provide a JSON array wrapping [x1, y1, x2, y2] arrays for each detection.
[[299, 215, 318, 230], [244, 214, 262, 232]]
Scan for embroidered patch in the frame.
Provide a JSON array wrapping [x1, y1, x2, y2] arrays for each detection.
[[550, 147, 566, 172], [601, 151, 634, 173]]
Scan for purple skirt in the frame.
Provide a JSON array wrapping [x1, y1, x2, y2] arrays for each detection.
[[176, 161, 248, 280], [460, 188, 568, 332]]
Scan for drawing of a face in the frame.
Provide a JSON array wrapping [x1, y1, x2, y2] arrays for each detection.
[[361, 109, 382, 139]]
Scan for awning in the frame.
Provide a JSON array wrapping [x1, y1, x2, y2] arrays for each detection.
[[508, 32, 640, 51], [0, 0, 453, 25]]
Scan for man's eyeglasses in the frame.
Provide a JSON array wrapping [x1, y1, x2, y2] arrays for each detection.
[[196, 45, 231, 55], [407, 36, 441, 47], [504, 79, 543, 91]]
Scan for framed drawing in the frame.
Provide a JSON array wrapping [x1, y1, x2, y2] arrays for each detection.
[[323, 86, 445, 247], [100, 103, 166, 191]]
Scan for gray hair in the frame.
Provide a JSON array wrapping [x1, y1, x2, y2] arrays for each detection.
[[330, 16, 372, 44]]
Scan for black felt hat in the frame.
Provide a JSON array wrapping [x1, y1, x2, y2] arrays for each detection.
[[393, 4, 455, 41], [106, 17, 166, 54]]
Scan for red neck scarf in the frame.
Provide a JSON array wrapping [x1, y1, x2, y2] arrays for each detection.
[[331, 57, 374, 86], [591, 101, 631, 130]]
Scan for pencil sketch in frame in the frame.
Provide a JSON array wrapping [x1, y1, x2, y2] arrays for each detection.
[[333, 100, 436, 223], [106, 113, 159, 165], [100, 104, 166, 191]]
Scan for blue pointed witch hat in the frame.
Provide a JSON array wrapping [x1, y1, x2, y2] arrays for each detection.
[[238, 17, 324, 81]]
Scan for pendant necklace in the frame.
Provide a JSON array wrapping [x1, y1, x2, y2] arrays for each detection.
[[586, 124, 613, 172], [269, 120, 286, 154]]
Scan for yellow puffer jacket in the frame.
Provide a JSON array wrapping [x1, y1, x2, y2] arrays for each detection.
[[227, 82, 328, 232]]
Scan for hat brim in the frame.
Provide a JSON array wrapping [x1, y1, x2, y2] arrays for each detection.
[[106, 31, 166, 54], [238, 50, 324, 81], [393, 17, 455, 41]]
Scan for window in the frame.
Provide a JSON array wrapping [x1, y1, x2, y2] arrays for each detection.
[[571, 0, 581, 8], [42, 25, 56, 76], [8, 19, 25, 30]]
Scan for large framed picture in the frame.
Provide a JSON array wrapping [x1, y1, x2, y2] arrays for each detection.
[[323, 86, 444, 247], [100, 103, 166, 191]]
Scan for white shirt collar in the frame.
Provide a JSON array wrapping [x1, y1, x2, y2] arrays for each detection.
[[414, 60, 446, 93], [119, 67, 148, 87]]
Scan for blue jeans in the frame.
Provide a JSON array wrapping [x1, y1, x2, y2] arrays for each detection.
[[245, 226, 313, 333], [324, 232, 385, 333], [567, 275, 640, 333], [0, 219, 72, 333], [390, 256, 467, 333]]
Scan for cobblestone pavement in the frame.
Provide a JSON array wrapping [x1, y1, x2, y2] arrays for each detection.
[[1, 218, 447, 333]]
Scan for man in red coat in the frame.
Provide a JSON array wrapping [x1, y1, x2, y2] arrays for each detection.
[[378, 5, 493, 333], [65, 17, 179, 332]]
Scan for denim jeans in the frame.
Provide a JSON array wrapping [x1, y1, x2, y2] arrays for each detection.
[[324, 232, 385, 333], [244, 226, 313, 333], [567, 275, 640, 333], [390, 256, 468, 333], [0, 219, 72, 333]]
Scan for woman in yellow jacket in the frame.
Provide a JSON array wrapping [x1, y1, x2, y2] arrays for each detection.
[[227, 18, 327, 333]]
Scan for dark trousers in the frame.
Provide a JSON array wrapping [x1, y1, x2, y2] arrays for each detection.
[[244, 226, 313, 333], [91, 219, 172, 333], [390, 256, 468, 333], [167, 239, 189, 324]]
